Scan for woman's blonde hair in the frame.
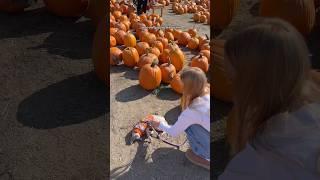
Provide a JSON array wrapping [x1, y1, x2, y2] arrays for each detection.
[[224, 18, 320, 152], [180, 67, 209, 110]]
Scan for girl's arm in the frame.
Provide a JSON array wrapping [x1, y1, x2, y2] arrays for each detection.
[[158, 109, 198, 137]]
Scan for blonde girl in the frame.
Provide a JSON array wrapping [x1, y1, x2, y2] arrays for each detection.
[[219, 18, 320, 179], [151, 67, 210, 170]]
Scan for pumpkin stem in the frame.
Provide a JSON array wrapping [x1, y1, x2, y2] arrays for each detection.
[[151, 59, 159, 67], [205, 34, 209, 40]]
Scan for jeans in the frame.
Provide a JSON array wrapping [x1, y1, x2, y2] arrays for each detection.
[[185, 124, 210, 161]]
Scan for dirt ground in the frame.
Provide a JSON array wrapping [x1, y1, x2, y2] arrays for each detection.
[[0, 1, 108, 179], [110, 6, 210, 180]]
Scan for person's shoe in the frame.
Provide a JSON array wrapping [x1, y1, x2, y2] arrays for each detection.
[[185, 149, 210, 170]]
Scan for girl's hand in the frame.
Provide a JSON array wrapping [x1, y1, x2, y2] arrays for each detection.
[[150, 118, 160, 128]]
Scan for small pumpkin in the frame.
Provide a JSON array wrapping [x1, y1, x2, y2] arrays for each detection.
[[157, 37, 169, 49], [110, 28, 118, 36], [124, 32, 137, 47], [138, 51, 158, 68], [190, 54, 209, 72], [149, 47, 161, 57], [160, 59, 177, 83], [164, 31, 175, 41], [114, 22, 127, 32], [139, 60, 162, 90], [187, 37, 200, 50], [122, 47, 139, 67], [169, 47, 185, 71], [178, 32, 191, 46], [200, 50, 210, 62], [188, 27, 197, 37], [170, 73, 184, 94], [114, 30, 126, 45], [136, 42, 150, 55], [173, 29, 182, 40], [110, 35, 117, 47], [110, 47, 123, 65], [152, 40, 164, 53]]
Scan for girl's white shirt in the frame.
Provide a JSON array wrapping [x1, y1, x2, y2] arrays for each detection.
[[158, 94, 210, 137]]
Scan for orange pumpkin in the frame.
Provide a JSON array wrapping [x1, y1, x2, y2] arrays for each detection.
[[190, 54, 209, 72], [169, 48, 185, 71], [260, 0, 315, 35], [110, 47, 123, 65], [157, 37, 169, 49], [113, 10, 122, 20], [110, 28, 118, 36], [173, 29, 182, 40], [193, 13, 201, 22], [110, 35, 117, 47], [122, 47, 139, 67], [136, 42, 150, 55], [43, 0, 88, 17], [200, 50, 210, 62], [170, 73, 184, 94], [138, 51, 158, 68], [152, 40, 164, 53], [164, 32, 175, 41], [187, 37, 200, 50], [114, 22, 127, 32], [139, 60, 162, 90], [160, 60, 177, 83], [114, 30, 126, 45], [188, 28, 197, 37], [124, 32, 136, 47], [149, 47, 161, 57], [178, 32, 191, 46], [159, 49, 171, 64]]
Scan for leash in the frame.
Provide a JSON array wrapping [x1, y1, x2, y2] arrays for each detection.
[[145, 122, 187, 150]]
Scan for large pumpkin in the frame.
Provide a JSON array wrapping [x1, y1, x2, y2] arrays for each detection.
[[190, 54, 209, 72], [139, 61, 162, 90], [124, 32, 137, 47], [160, 61, 177, 83], [170, 73, 184, 94], [122, 47, 139, 67], [137, 52, 158, 68], [169, 48, 185, 71], [212, 40, 233, 102], [212, 0, 240, 29], [43, 0, 89, 17], [0, 0, 30, 13], [178, 32, 191, 46], [260, 0, 315, 35], [110, 47, 123, 65], [92, 18, 107, 82], [136, 42, 150, 55]]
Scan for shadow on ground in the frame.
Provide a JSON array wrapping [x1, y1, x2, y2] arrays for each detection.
[[17, 72, 107, 129], [111, 143, 209, 180], [164, 105, 181, 124], [0, 7, 94, 60], [115, 84, 149, 102]]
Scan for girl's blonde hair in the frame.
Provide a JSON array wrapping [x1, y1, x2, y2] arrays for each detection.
[[180, 67, 209, 110], [224, 18, 320, 152]]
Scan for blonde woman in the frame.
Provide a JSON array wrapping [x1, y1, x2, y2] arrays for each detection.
[[219, 18, 320, 179], [151, 67, 210, 170]]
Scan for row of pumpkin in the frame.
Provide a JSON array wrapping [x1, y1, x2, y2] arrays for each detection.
[[110, 0, 210, 94]]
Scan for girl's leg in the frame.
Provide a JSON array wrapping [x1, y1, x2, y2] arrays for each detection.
[[185, 124, 210, 161]]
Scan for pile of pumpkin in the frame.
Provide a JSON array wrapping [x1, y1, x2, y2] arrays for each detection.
[[157, 0, 171, 6], [110, 4, 210, 93], [171, 0, 210, 25]]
